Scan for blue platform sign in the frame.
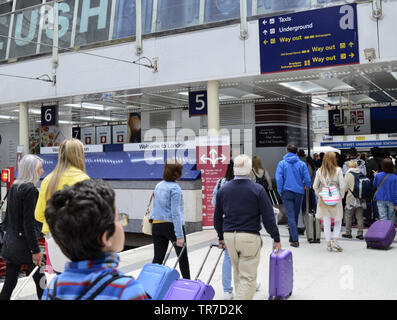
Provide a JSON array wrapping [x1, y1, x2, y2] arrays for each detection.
[[259, 4, 359, 73], [189, 90, 208, 117]]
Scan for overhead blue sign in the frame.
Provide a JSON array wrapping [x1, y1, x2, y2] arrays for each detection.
[[321, 140, 397, 149], [189, 90, 208, 117], [259, 4, 359, 73]]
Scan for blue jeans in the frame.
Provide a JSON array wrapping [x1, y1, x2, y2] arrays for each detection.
[[282, 190, 304, 242], [377, 201, 395, 221], [222, 249, 233, 293]]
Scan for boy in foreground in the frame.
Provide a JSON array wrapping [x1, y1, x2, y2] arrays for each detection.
[[42, 179, 148, 300]]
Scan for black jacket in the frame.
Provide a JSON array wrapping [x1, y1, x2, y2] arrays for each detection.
[[1, 183, 42, 264], [214, 178, 280, 243]]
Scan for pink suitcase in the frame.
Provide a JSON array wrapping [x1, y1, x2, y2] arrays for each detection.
[[269, 249, 293, 300]]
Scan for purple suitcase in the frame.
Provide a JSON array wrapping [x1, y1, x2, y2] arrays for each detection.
[[163, 244, 224, 300], [269, 249, 293, 300], [365, 220, 396, 249]]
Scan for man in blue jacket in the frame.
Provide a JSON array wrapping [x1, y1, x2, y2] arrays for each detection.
[[276, 143, 311, 247], [214, 154, 281, 300]]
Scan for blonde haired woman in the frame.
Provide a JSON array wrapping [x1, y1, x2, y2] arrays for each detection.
[[250, 156, 273, 191], [313, 152, 345, 252], [35, 139, 89, 273]]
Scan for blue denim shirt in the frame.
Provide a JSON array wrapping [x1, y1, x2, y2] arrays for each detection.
[[150, 181, 185, 238]]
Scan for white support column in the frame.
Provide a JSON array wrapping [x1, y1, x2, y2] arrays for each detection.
[[207, 80, 220, 137], [240, 0, 248, 40], [18, 103, 29, 156], [136, 0, 142, 55], [52, 0, 59, 85]]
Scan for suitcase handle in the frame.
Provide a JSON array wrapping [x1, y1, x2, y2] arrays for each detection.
[[11, 266, 39, 300], [271, 190, 279, 205], [194, 243, 224, 285], [162, 242, 186, 269], [305, 188, 310, 214]]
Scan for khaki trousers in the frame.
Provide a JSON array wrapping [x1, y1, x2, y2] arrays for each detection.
[[345, 207, 364, 236], [224, 232, 262, 300]]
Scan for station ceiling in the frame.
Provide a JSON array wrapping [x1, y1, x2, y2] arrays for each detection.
[[0, 59, 396, 126]]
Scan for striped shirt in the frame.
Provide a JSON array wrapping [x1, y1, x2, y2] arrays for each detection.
[[42, 252, 148, 300]]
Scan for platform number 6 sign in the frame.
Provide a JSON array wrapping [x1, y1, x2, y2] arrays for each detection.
[[41, 105, 57, 126]]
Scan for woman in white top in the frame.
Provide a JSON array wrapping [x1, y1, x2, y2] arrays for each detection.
[[250, 156, 273, 191], [313, 152, 345, 252]]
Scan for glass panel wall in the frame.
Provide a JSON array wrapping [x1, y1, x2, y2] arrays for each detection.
[[204, 0, 252, 23], [257, 0, 311, 15], [0, 13, 10, 60], [113, 0, 153, 39], [155, 0, 200, 32], [8, 6, 42, 59], [73, 0, 112, 47]]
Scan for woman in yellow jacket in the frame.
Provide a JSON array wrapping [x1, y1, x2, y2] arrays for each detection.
[[35, 139, 89, 273]]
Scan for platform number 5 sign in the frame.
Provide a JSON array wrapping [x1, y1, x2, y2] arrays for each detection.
[[189, 91, 208, 117], [41, 105, 57, 126]]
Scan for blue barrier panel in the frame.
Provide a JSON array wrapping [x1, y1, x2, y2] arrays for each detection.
[[39, 151, 200, 181]]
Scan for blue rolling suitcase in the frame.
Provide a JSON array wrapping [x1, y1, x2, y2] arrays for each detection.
[[137, 243, 185, 300]]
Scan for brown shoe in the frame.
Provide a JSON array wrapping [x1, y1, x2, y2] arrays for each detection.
[[290, 241, 299, 248]]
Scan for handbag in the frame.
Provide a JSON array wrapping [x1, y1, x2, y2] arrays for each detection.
[[319, 174, 340, 206], [142, 193, 154, 235], [0, 191, 9, 249]]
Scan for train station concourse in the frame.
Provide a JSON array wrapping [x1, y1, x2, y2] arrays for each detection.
[[0, 0, 397, 305]]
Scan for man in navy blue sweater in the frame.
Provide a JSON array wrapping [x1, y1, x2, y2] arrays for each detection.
[[214, 154, 281, 300]]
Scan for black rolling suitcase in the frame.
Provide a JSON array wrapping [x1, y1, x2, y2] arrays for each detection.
[[269, 190, 287, 225], [304, 189, 321, 243]]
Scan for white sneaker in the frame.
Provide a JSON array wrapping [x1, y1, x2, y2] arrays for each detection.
[[223, 292, 233, 300], [256, 282, 261, 291], [331, 241, 343, 252]]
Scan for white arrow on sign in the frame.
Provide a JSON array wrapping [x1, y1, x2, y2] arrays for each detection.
[[200, 149, 227, 168], [263, 30, 268, 35], [262, 20, 267, 25]]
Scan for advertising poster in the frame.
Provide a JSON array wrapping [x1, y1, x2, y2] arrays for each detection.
[[81, 127, 95, 145], [128, 112, 141, 143], [96, 126, 112, 145], [112, 125, 128, 144], [196, 136, 230, 228], [40, 126, 62, 147]]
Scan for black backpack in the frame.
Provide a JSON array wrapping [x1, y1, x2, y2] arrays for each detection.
[[253, 170, 269, 190], [349, 171, 372, 200]]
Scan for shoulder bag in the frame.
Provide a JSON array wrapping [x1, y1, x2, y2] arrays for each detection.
[[142, 193, 154, 235], [319, 171, 340, 207], [373, 173, 391, 201]]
